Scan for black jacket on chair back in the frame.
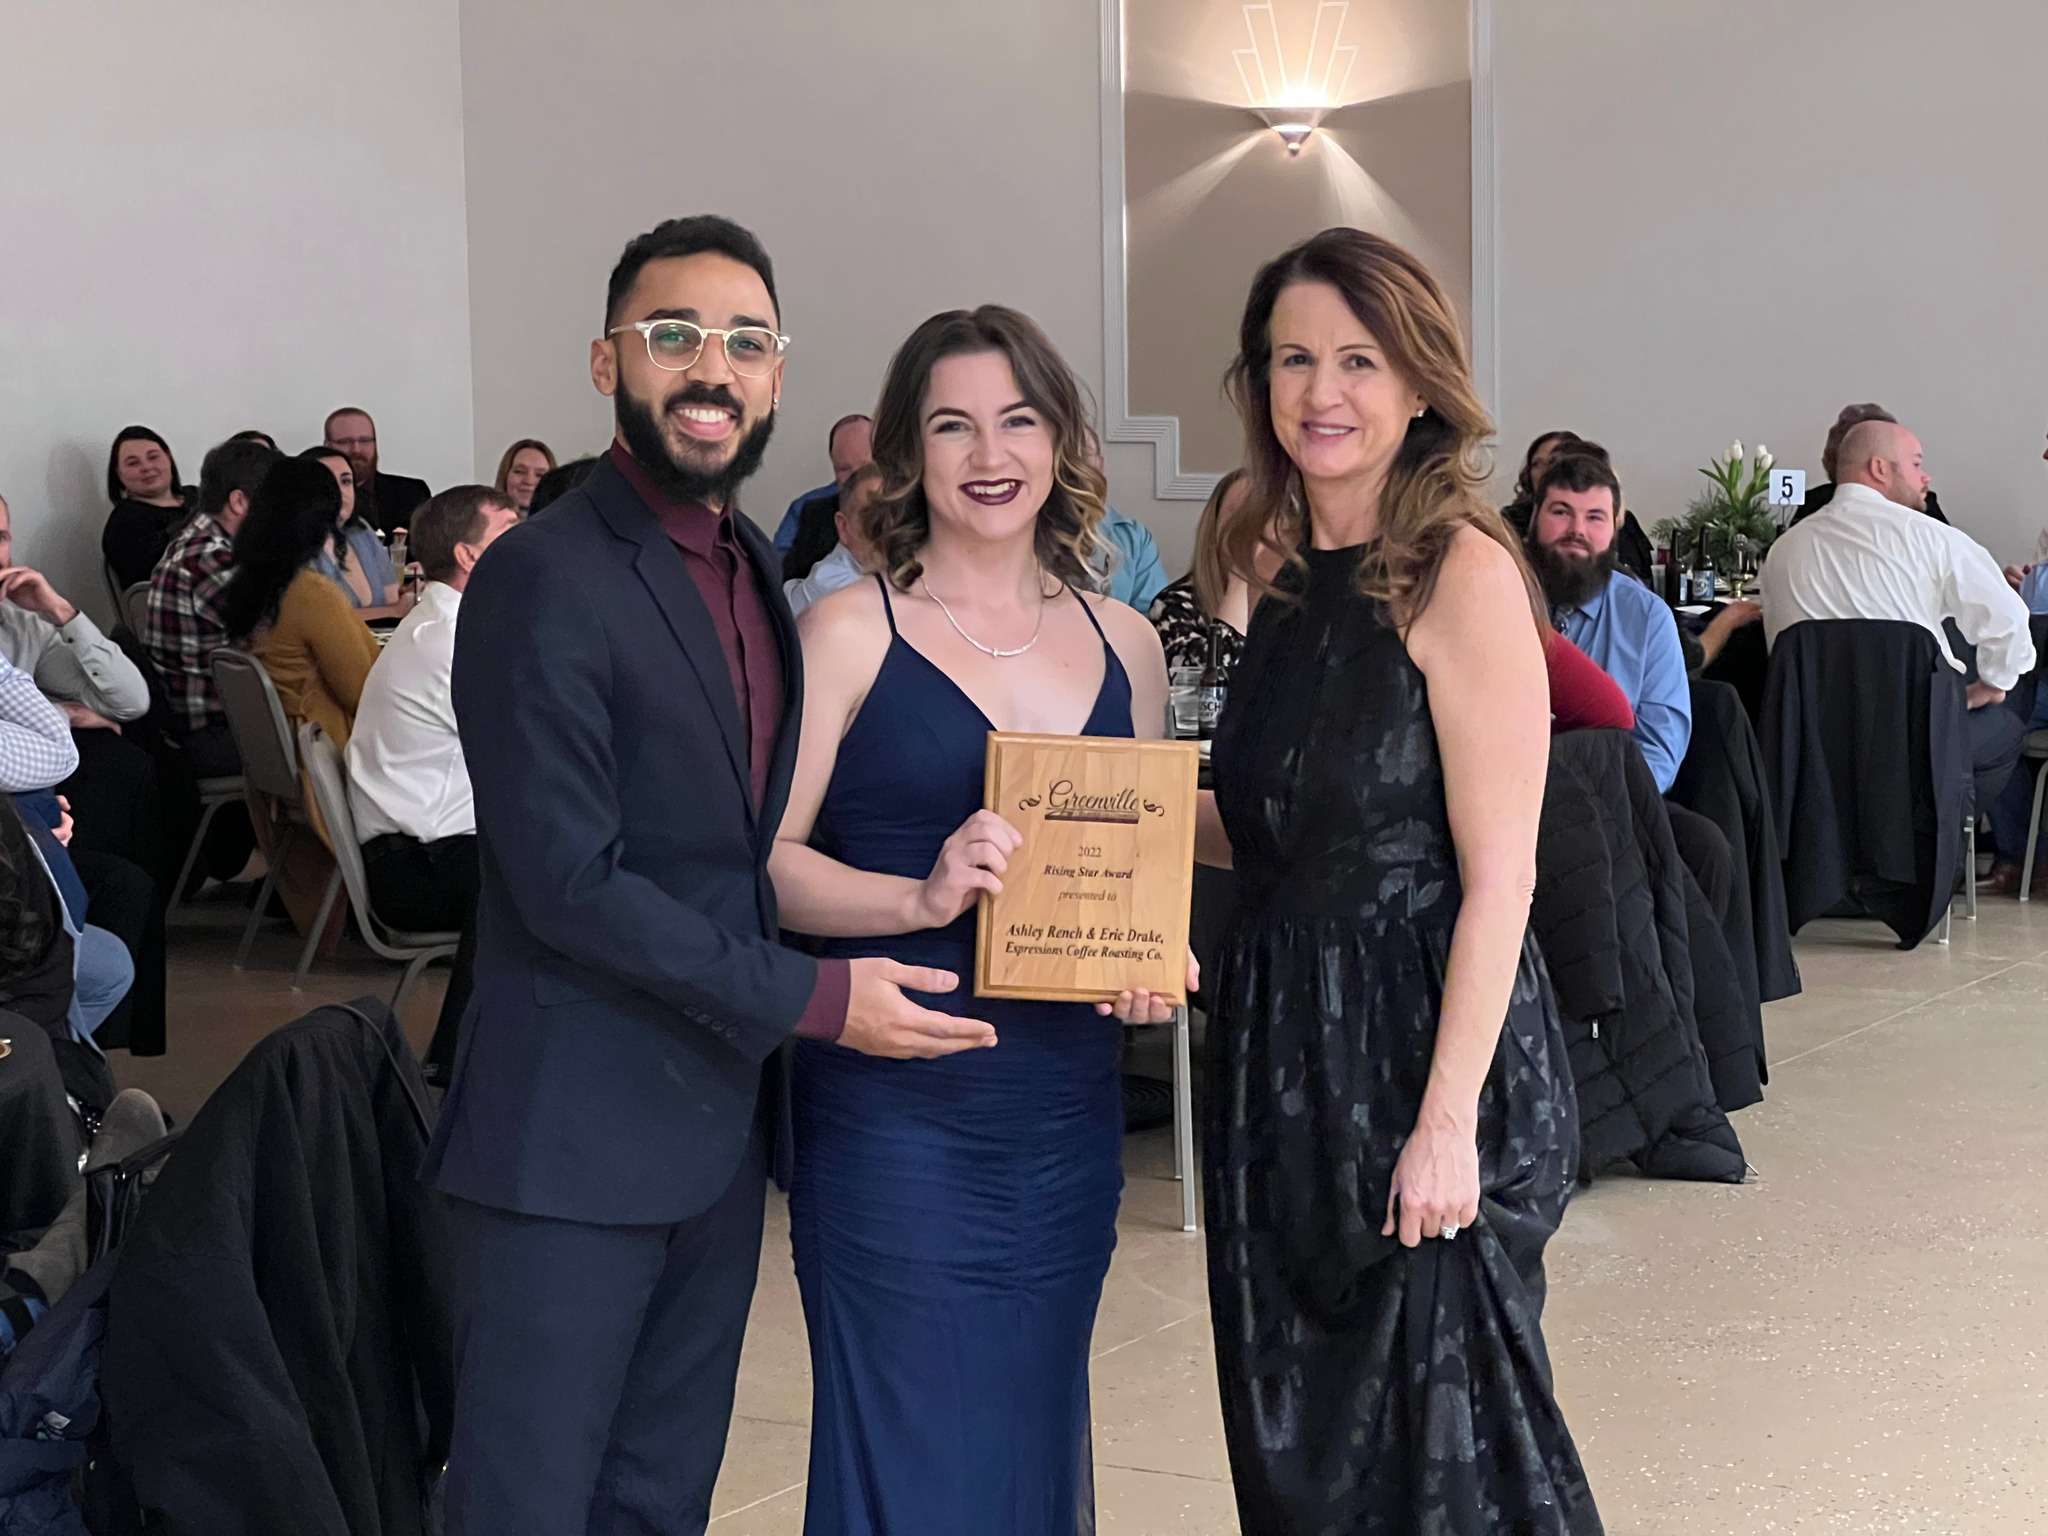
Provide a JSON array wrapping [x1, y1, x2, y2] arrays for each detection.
[[1762, 619, 1968, 949], [101, 1001, 450, 1536], [1670, 678, 1803, 1011], [1534, 729, 1748, 1183]]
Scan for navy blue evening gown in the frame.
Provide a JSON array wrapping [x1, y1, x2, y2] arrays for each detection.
[[790, 575, 1130, 1534]]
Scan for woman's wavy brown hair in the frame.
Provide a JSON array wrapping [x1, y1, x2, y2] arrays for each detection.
[[1220, 227, 1542, 631], [493, 437, 557, 494], [861, 305, 1107, 594]]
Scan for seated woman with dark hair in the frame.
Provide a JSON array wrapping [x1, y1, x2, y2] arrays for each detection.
[[1500, 429, 1584, 538], [220, 458, 381, 748], [301, 446, 404, 616], [101, 425, 195, 588]]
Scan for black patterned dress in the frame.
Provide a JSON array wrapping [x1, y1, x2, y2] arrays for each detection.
[[1204, 543, 1603, 1535]]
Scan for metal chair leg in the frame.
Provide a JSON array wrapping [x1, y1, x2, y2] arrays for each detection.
[[1173, 1006, 1197, 1234], [170, 799, 224, 913], [389, 948, 448, 1017], [2023, 761, 2048, 904], [1939, 904, 1952, 945], [1966, 818, 1978, 921], [291, 867, 345, 989], [234, 824, 294, 970]]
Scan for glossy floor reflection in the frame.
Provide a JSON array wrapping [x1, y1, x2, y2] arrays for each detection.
[[123, 893, 2048, 1533]]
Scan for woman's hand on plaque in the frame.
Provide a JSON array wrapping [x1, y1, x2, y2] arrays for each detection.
[[1095, 954, 1195, 1026], [912, 810, 1023, 929]]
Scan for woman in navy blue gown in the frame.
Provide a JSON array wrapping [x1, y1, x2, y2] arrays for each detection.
[[769, 305, 1176, 1535]]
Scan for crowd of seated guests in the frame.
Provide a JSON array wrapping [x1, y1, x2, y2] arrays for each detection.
[[1142, 398, 2048, 1176], [4, 385, 2033, 1231]]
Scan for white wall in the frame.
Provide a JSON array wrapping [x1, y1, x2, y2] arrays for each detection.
[[1492, 0, 2048, 563], [0, 0, 475, 623], [458, 0, 1189, 569]]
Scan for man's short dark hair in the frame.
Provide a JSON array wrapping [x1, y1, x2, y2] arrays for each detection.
[[530, 455, 599, 515], [1534, 447, 1621, 512], [604, 215, 779, 330], [198, 437, 282, 522], [411, 484, 512, 582]]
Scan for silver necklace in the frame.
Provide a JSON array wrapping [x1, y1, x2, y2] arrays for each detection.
[[919, 570, 1049, 659]]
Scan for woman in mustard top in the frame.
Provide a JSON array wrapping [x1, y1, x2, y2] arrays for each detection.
[[219, 456, 381, 748]]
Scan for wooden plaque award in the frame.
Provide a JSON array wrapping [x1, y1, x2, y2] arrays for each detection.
[[975, 732, 1200, 1004]]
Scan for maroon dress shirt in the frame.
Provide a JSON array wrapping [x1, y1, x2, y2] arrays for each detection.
[[608, 443, 848, 1041]]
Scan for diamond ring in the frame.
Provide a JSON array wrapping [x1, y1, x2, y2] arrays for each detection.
[[1440, 1222, 1460, 1241]]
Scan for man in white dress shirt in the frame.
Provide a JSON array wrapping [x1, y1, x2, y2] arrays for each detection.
[[783, 461, 881, 617], [348, 484, 519, 1079], [1761, 418, 2035, 828]]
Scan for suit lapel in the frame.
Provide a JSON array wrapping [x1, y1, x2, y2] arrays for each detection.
[[734, 513, 803, 849], [590, 460, 754, 825]]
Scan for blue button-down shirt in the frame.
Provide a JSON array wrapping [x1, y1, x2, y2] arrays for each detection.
[[1096, 505, 1168, 611], [1557, 569, 1692, 791]]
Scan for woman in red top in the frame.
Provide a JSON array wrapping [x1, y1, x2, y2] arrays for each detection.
[[1546, 629, 1634, 731]]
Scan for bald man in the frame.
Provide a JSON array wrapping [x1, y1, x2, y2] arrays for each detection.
[[1761, 418, 2034, 820]]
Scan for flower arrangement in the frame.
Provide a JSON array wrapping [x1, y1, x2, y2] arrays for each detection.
[[1651, 441, 1783, 557]]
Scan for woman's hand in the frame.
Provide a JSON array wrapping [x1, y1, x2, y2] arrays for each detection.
[[1094, 950, 1199, 1025], [910, 810, 1022, 930], [1382, 1103, 1480, 1248]]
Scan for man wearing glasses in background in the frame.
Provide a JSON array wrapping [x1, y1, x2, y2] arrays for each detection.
[[322, 406, 431, 535], [426, 214, 983, 1536]]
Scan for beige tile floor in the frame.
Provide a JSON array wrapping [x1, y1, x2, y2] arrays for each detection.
[[123, 894, 2048, 1534]]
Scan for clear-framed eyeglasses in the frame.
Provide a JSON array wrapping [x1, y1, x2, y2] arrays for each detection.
[[606, 319, 790, 377]]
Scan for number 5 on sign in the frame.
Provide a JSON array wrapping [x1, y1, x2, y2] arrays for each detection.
[[1767, 468, 1807, 507]]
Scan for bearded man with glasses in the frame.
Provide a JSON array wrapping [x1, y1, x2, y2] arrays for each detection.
[[425, 214, 987, 1536]]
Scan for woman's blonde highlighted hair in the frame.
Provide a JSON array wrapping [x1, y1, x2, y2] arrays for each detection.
[[1220, 227, 1541, 631], [861, 305, 1106, 594]]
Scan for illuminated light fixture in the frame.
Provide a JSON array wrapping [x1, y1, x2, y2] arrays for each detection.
[[1272, 121, 1315, 155], [1232, 2, 1359, 112]]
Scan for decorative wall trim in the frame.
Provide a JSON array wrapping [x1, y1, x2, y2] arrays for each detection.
[[1097, 0, 1498, 497], [1098, 0, 1222, 500], [1469, 0, 1499, 419]]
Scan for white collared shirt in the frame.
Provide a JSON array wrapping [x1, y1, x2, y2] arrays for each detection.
[[1761, 482, 2037, 689], [783, 542, 867, 618], [347, 581, 472, 843]]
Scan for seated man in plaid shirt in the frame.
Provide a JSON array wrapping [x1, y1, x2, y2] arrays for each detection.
[[143, 436, 278, 778]]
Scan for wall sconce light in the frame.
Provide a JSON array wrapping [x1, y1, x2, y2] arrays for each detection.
[[1272, 121, 1315, 156]]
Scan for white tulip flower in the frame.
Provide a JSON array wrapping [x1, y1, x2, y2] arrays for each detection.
[[1730, 440, 1744, 463], [1756, 444, 1772, 469]]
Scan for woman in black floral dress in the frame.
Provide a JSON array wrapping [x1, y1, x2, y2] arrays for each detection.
[[1193, 228, 1603, 1534], [1147, 470, 1247, 676]]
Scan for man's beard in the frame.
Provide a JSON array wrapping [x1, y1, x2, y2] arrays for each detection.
[[1528, 536, 1617, 611], [616, 380, 775, 506]]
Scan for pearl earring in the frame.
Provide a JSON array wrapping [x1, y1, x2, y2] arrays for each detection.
[[1413, 406, 1426, 418]]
